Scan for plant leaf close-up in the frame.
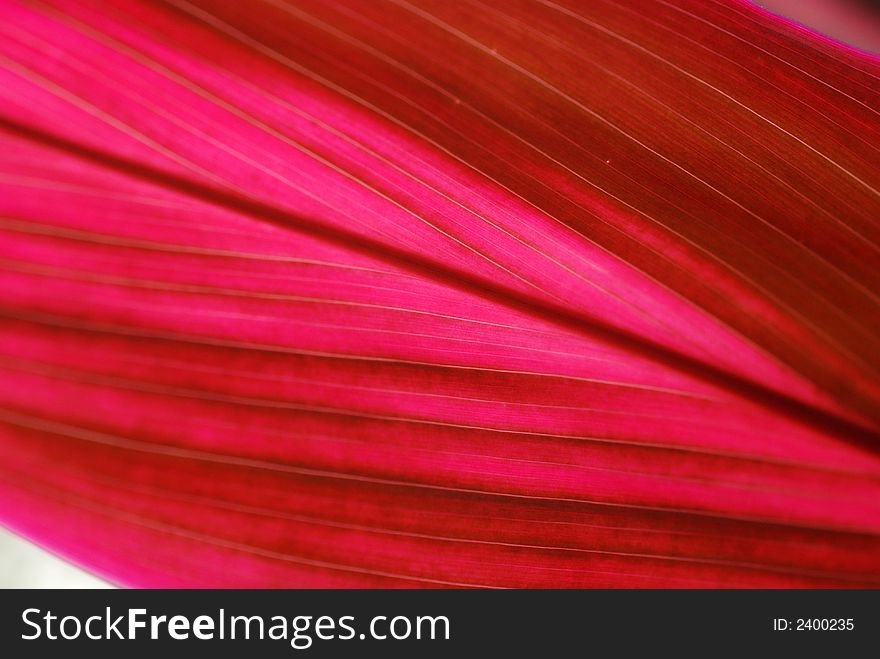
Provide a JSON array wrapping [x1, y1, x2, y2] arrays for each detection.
[[0, 0, 878, 587]]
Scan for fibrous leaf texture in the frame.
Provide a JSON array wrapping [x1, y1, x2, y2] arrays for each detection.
[[0, 0, 879, 587]]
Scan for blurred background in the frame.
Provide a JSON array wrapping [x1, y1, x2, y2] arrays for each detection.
[[757, 0, 880, 52], [0, 0, 878, 589], [0, 526, 110, 588]]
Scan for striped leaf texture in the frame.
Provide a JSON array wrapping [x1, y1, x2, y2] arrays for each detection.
[[0, 0, 879, 587]]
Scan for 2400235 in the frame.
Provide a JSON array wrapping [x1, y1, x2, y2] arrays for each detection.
[[772, 618, 854, 631]]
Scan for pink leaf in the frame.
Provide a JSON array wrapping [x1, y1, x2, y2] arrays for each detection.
[[0, 0, 878, 587]]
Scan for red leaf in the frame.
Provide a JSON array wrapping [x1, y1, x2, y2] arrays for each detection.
[[0, 0, 878, 587]]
